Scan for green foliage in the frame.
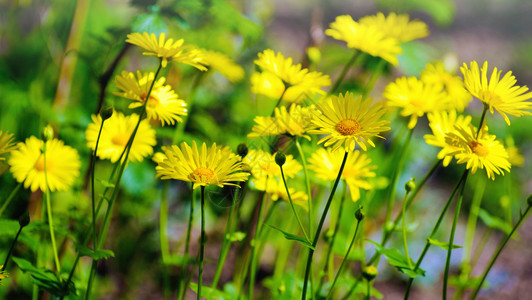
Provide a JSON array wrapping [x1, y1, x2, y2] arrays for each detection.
[[76, 245, 115, 260], [427, 238, 462, 250], [12, 257, 75, 297], [367, 240, 425, 278], [267, 224, 314, 249]]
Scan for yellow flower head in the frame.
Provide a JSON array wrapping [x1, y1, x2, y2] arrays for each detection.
[[252, 49, 331, 103], [85, 111, 156, 163], [444, 124, 511, 180], [461, 61, 532, 125], [200, 50, 245, 83], [244, 149, 302, 180], [0, 266, 8, 285], [310, 92, 391, 152], [252, 176, 308, 209], [9, 136, 81, 192], [421, 62, 472, 112], [506, 145, 524, 167], [0, 130, 17, 161], [308, 147, 376, 201], [383, 76, 447, 129], [424, 110, 473, 166], [126, 32, 207, 70], [114, 71, 187, 126], [247, 104, 317, 141], [359, 12, 429, 43], [325, 15, 402, 66], [156, 141, 249, 189]]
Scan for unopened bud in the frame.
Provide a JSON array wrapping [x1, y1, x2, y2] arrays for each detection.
[[355, 207, 365, 221], [405, 178, 416, 193], [41, 125, 54, 142], [100, 106, 113, 121], [237, 143, 249, 158], [527, 194, 532, 207], [306, 46, 321, 64], [275, 151, 286, 167], [362, 265, 378, 281], [19, 211, 30, 227]]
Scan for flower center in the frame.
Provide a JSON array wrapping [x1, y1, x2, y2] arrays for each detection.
[[35, 155, 52, 172], [481, 90, 502, 104], [141, 92, 159, 108], [469, 141, 489, 157], [111, 134, 129, 147], [336, 118, 360, 136], [192, 167, 215, 182]]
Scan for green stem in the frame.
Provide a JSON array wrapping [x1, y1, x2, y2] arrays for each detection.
[[0, 182, 23, 217], [443, 171, 468, 299], [476, 104, 488, 138], [469, 204, 532, 300], [366, 280, 371, 300], [302, 151, 349, 299], [178, 187, 196, 300], [402, 190, 413, 270], [248, 189, 268, 300], [280, 166, 310, 242], [160, 182, 170, 300], [90, 118, 105, 249], [329, 51, 361, 95], [198, 186, 206, 300], [295, 137, 313, 234], [326, 216, 361, 299], [363, 59, 386, 98], [85, 260, 97, 300], [270, 87, 287, 117], [2, 223, 24, 271]]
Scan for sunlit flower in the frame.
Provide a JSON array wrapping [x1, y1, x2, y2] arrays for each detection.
[[252, 49, 331, 103], [156, 141, 249, 189], [424, 110, 472, 166], [309, 92, 390, 152], [383, 76, 447, 129], [247, 104, 318, 141], [359, 12, 429, 43], [200, 50, 245, 83], [0, 130, 16, 161], [421, 62, 472, 112], [504, 138, 525, 167], [461, 61, 532, 125], [444, 124, 511, 180], [9, 136, 81, 192], [85, 111, 156, 163], [325, 15, 402, 65], [126, 32, 207, 69], [253, 176, 308, 209], [244, 149, 301, 180], [0, 266, 8, 285], [308, 147, 376, 201], [114, 71, 187, 126]]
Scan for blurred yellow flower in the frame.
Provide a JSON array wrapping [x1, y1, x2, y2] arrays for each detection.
[[247, 104, 317, 141], [421, 62, 472, 112], [310, 92, 390, 152], [0, 130, 16, 161], [359, 12, 429, 43], [253, 176, 308, 209], [156, 141, 249, 189], [252, 49, 331, 103], [200, 50, 245, 83], [445, 124, 510, 180], [326, 15, 402, 66], [308, 147, 376, 201], [461, 61, 532, 125], [0, 266, 7, 285], [383, 76, 447, 129], [244, 149, 302, 180], [424, 110, 473, 166], [114, 71, 187, 126], [85, 111, 156, 163], [126, 32, 207, 70], [9, 136, 81, 192]]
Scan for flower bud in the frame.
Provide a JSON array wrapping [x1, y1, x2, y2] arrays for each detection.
[[405, 178, 416, 193], [41, 125, 54, 142], [362, 265, 378, 281], [527, 194, 532, 207], [275, 151, 286, 167], [100, 106, 113, 121], [355, 207, 365, 221], [306, 46, 322, 64], [19, 211, 30, 227], [237, 143, 249, 158]]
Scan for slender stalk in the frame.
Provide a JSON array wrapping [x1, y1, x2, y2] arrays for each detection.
[[402, 189, 413, 270], [248, 189, 268, 300], [178, 187, 196, 300], [0, 182, 23, 217], [2, 223, 24, 271], [363, 59, 386, 98], [301, 151, 349, 299], [197, 186, 206, 300], [326, 216, 361, 299], [160, 182, 170, 300], [90, 118, 105, 249], [476, 104, 488, 137], [469, 204, 531, 300], [270, 88, 287, 117], [280, 166, 310, 242], [295, 137, 313, 234], [443, 171, 468, 299], [329, 51, 361, 95]]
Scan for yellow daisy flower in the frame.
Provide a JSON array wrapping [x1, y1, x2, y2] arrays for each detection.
[[85, 111, 156, 163], [444, 124, 511, 180], [252, 49, 331, 103], [114, 71, 187, 126], [244, 149, 302, 180], [461, 61, 532, 125], [424, 110, 473, 166], [126, 32, 207, 70], [421, 62, 472, 112], [325, 15, 402, 66], [359, 12, 429, 43], [308, 147, 376, 201], [200, 49, 245, 83], [247, 104, 317, 141], [156, 141, 249, 189], [309, 92, 391, 152], [252, 176, 308, 209], [0, 266, 8, 285], [9, 136, 81, 192], [0, 130, 17, 160], [383, 76, 447, 129]]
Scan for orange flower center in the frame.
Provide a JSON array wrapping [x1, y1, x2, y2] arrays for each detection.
[[481, 90, 502, 104], [336, 118, 360, 136], [112, 134, 129, 147], [141, 93, 159, 108], [35, 155, 52, 172], [469, 141, 489, 157], [192, 167, 215, 182]]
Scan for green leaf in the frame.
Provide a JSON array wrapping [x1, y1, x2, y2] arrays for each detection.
[[478, 209, 512, 234], [0, 219, 20, 237], [267, 224, 314, 250], [98, 179, 115, 188], [367, 240, 425, 278], [427, 238, 462, 250], [227, 231, 246, 242], [164, 254, 196, 266], [76, 245, 115, 260], [12, 257, 75, 297]]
